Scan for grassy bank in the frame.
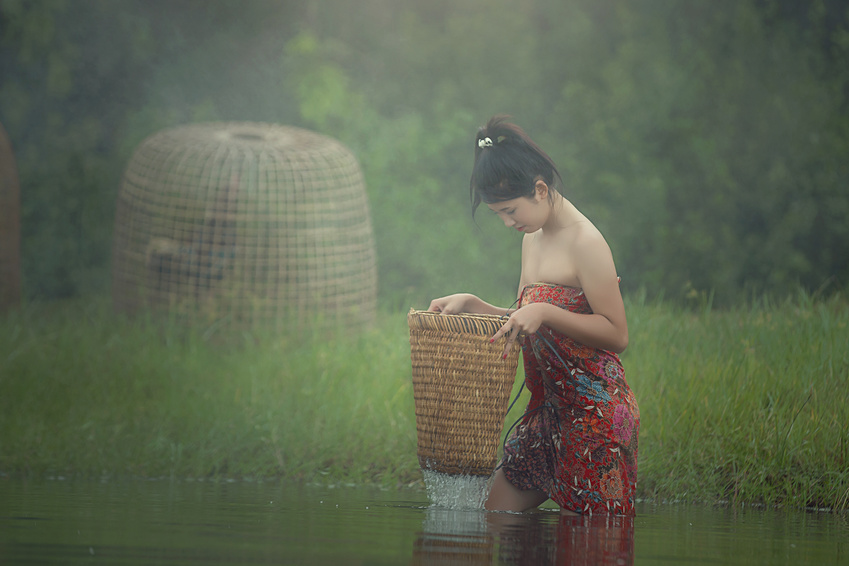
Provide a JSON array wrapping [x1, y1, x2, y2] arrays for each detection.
[[0, 301, 420, 486], [1, 293, 847, 510], [627, 291, 849, 510]]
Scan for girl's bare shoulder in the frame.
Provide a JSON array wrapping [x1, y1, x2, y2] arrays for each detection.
[[563, 219, 609, 253]]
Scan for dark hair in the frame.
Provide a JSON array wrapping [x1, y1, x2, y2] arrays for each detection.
[[470, 115, 562, 216]]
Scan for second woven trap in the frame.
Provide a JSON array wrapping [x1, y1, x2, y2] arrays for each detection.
[[111, 122, 377, 335], [408, 310, 521, 476]]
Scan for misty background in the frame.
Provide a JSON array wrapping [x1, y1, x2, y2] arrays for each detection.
[[1, 0, 847, 310]]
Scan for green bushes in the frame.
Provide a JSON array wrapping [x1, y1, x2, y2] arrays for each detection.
[[1, 1, 847, 306]]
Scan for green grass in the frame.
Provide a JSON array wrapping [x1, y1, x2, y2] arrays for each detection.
[[1, 292, 847, 510], [0, 301, 420, 486], [626, 290, 849, 510]]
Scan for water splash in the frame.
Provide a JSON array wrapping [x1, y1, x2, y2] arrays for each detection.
[[422, 469, 493, 510]]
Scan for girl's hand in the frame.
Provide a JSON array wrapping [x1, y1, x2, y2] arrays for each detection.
[[490, 303, 550, 358], [428, 293, 475, 315]]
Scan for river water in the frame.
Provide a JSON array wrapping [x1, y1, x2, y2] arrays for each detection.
[[1, 476, 846, 565]]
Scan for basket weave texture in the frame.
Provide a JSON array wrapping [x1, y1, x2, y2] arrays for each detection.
[[111, 122, 377, 334], [0, 122, 21, 312], [408, 309, 520, 476]]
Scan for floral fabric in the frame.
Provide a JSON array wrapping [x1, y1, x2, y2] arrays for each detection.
[[501, 283, 639, 515]]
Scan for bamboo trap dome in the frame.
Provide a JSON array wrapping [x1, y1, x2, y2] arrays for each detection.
[[408, 310, 521, 476], [112, 122, 377, 334], [0, 122, 21, 313]]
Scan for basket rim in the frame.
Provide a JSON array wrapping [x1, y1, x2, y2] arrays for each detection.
[[407, 308, 507, 320], [407, 308, 510, 336]]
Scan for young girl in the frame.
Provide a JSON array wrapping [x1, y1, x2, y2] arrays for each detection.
[[428, 115, 639, 516]]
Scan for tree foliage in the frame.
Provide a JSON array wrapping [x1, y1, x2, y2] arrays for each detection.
[[1, 0, 846, 307]]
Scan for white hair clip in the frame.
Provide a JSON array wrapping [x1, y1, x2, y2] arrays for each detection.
[[478, 137, 493, 148]]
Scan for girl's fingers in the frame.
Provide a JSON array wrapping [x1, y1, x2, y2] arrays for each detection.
[[489, 325, 506, 343], [492, 324, 521, 359], [491, 324, 512, 342]]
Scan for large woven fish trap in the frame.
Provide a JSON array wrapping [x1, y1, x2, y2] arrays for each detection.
[[408, 309, 521, 476], [0, 122, 21, 313], [111, 122, 377, 334]]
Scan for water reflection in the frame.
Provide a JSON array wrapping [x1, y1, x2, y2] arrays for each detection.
[[413, 508, 494, 565], [502, 514, 633, 566], [2, 478, 847, 565], [413, 507, 634, 565]]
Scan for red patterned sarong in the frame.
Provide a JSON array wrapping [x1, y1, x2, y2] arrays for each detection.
[[501, 283, 640, 515]]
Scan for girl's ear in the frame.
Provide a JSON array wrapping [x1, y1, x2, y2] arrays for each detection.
[[534, 179, 549, 202]]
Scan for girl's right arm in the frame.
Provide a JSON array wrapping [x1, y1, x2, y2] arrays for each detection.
[[427, 293, 511, 316]]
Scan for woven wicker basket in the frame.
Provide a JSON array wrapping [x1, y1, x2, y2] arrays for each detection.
[[408, 309, 521, 476]]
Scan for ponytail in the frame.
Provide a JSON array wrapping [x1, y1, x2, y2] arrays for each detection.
[[470, 115, 561, 216]]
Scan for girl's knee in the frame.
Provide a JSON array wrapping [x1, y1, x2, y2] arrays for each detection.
[[485, 469, 548, 512]]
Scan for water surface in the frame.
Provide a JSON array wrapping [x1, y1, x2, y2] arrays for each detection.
[[1, 477, 846, 564]]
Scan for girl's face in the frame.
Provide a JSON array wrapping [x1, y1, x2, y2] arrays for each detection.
[[486, 182, 549, 233]]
